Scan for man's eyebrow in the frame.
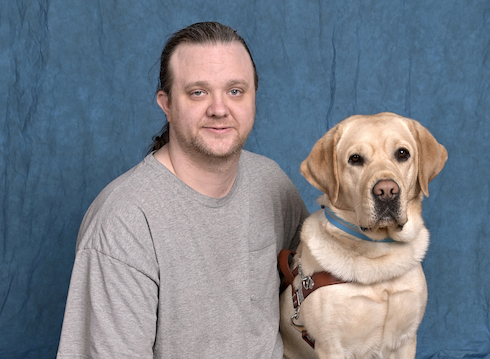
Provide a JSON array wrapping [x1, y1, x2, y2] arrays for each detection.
[[183, 80, 251, 91], [184, 81, 209, 91], [227, 79, 250, 88]]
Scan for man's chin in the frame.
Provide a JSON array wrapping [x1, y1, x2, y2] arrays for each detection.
[[195, 140, 245, 160]]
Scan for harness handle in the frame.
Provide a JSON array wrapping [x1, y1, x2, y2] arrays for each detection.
[[278, 249, 296, 288]]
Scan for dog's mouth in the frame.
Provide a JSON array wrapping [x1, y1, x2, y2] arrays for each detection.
[[376, 204, 403, 225], [360, 217, 404, 233]]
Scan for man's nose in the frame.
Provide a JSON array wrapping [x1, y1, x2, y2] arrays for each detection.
[[206, 94, 229, 118]]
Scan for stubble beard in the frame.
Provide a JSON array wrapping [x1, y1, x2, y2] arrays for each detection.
[[173, 125, 249, 167]]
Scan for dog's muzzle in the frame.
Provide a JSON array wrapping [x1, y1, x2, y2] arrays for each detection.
[[372, 179, 403, 227]]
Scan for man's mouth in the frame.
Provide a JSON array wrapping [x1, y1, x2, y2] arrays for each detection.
[[204, 126, 233, 134]]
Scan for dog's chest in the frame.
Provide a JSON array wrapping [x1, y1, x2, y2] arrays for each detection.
[[300, 264, 427, 355]]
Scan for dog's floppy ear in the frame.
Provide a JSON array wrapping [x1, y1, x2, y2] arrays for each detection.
[[411, 120, 448, 197], [300, 126, 341, 204]]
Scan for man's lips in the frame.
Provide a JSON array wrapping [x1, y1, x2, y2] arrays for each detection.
[[203, 126, 234, 134]]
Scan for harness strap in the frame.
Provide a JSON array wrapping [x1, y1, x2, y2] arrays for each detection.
[[278, 249, 297, 289], [278, 249, 347, 349], [279, 249, 346, 300], [292, 269, 346, 307]]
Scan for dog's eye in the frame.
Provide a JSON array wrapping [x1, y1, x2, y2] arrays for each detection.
[[348, 154, 364, 166], [395, 148, 410, 162]]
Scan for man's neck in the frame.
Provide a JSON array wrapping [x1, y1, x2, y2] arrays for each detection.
[[153, 145, 240, 199]]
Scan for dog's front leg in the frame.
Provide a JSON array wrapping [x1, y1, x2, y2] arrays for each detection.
[[385, 338, 417, 359], [313, 342, 346, 359]]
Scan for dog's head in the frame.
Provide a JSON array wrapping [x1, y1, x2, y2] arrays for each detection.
[[301, 112, 447, 236]]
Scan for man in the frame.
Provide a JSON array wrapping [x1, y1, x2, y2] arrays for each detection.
[[57, 22, 308, 358]]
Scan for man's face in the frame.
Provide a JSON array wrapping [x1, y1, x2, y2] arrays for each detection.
[[157, 42, 256, 160]]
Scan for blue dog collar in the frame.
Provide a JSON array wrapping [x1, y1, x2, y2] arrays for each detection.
[[323, 206, 395, 243]]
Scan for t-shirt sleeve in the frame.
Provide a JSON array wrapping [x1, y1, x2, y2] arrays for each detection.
[[283, 177, 310, 251], [57, 249, 158, 358], [57, 187, 160, 358], [260, 157, 309, 252]]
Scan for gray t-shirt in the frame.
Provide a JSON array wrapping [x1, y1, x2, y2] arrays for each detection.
[[57, 151, 308, 358]]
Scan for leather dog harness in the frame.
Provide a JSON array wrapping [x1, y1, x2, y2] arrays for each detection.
[[278, 249, 347, 349]]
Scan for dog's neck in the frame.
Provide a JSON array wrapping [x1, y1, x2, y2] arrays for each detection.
[[323, 206, 395, 243]]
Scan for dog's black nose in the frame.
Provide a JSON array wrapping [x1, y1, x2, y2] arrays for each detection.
[[373, 180, 399, 201]]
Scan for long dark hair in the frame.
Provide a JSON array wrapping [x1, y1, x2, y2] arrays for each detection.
[[148, 22, 259, 153]]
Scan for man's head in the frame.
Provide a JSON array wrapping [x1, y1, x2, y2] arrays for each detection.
[[150, 22, 258, 152], [158, 22, 258, 100]]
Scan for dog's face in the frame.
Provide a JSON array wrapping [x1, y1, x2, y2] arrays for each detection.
[[301, 112, 447, 235]]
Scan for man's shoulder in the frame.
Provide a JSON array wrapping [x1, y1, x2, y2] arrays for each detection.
[[79, 156, 164, 237], [92, 158, 151, 208], [240, 150, 283, 172], [92, 154, 168, 209], [75, 156, 162, 263], [239, 150, 298, 193]]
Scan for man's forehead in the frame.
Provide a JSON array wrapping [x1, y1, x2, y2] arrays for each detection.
[[170, 42, 254, 76], [172, 41, 248, 55]]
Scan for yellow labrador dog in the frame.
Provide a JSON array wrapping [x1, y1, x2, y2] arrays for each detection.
[[280, 112, 447, 359]]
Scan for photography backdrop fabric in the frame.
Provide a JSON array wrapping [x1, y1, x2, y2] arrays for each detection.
[[1, 1, 489, 358]]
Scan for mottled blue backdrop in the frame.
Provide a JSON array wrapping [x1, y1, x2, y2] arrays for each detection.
[[1, 1, 489, 358]]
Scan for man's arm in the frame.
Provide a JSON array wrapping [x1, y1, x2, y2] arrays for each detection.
[[57, 249, 158, 358]]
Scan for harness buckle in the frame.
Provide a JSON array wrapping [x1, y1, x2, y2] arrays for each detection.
[[302, 276, 314, 290], [290, 311, 305, 333], [298, 258, 315, 290]]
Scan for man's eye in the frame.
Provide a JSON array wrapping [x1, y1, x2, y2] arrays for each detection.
[[229, 89, 241, 96], [191, 90, 205, 97]]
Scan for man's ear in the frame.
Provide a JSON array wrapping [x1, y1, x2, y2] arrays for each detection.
[[410, 120, 448, 197], [300, 126, 341, 204], [156, 91, 171, 121]]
